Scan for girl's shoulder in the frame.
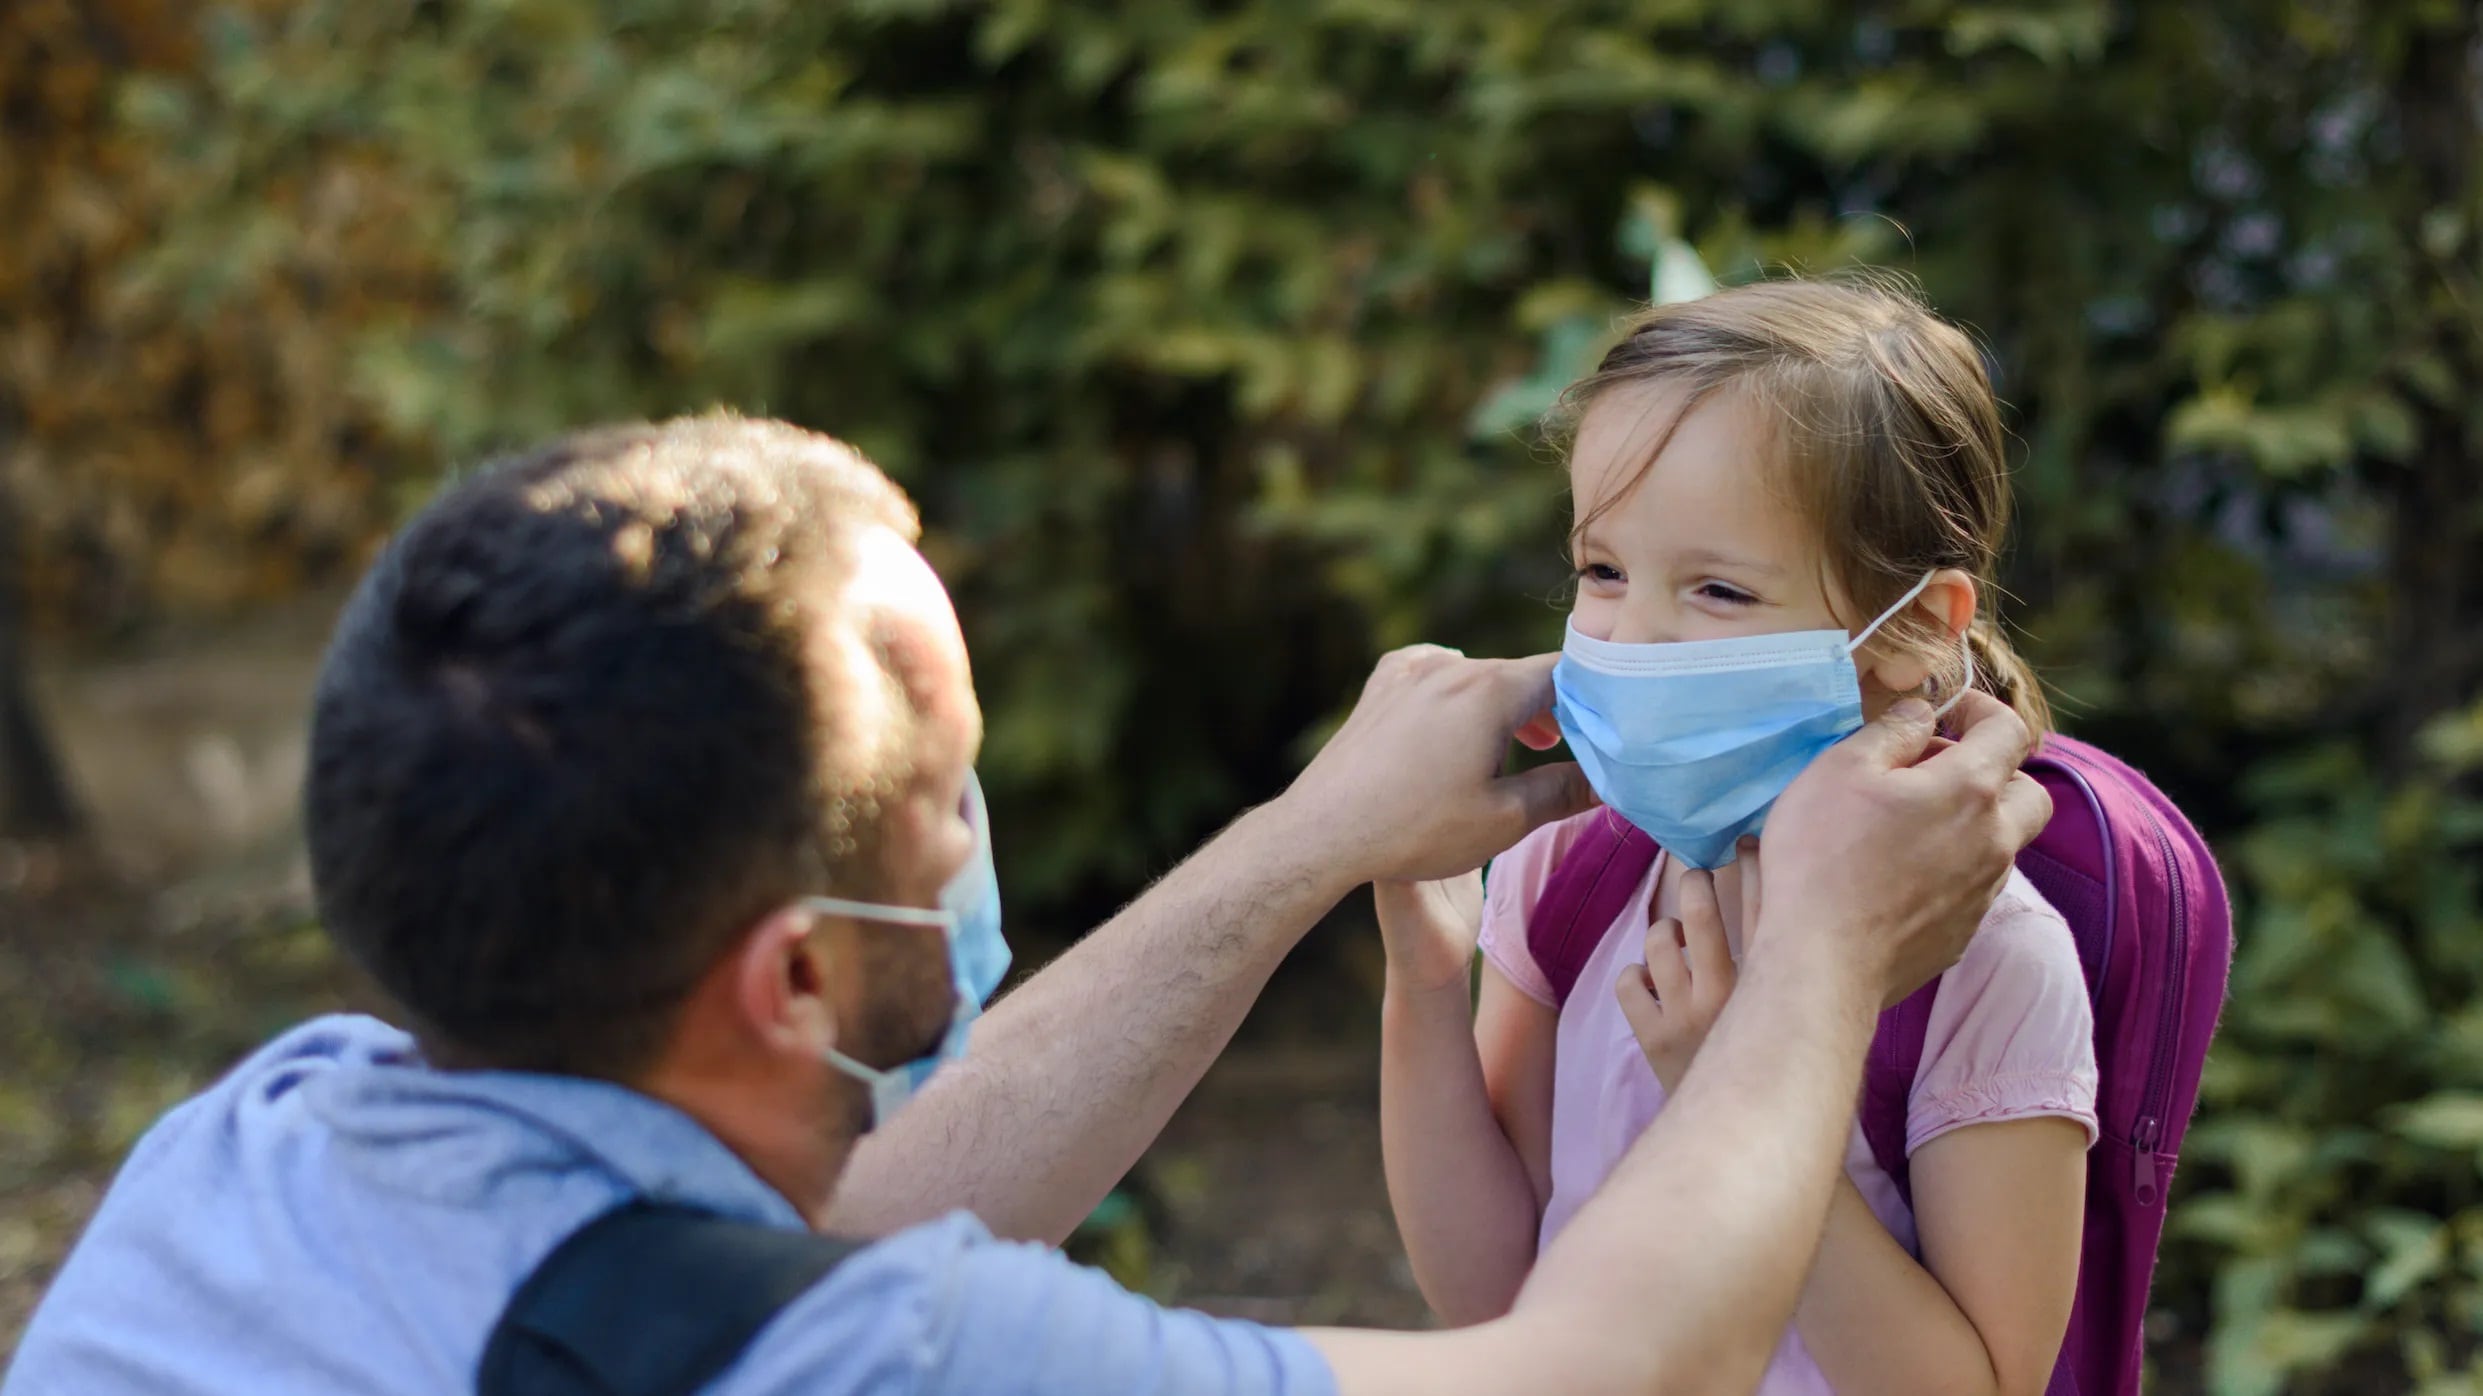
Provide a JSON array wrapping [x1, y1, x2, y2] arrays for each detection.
[[1476, 808, 1621, 1007], [1941, 867, 2092, 1016], [1909, 867, 2102, 1151], [1489, 806, 1617, 888], [1483, 807, 1635, 929], [1962, 867, 2081, 968]]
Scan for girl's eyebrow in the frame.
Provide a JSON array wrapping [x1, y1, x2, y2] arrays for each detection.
[[1677, 546, 1785, 577]]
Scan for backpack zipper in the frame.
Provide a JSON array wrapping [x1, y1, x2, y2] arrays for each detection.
[[2129, 813, 2189, 1208]]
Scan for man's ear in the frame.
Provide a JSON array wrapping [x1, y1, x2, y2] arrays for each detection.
[[1861, 570, 1978, 696], [731, 906, 840, 1057]]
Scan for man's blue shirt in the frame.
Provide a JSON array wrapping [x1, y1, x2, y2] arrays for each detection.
[[3, 1016, 1338, 1396]]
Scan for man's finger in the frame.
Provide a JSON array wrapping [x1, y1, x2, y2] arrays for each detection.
[[1373, 643, 1463, 688], [1483, 653, 1562, 728], [1837, 697, 1938, 773], [1497, 761, 1599, 837], [1996, 769, 2055, 853], [1926, 691, 2034, 792]]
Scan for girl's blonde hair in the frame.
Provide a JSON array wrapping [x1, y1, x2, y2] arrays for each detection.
[[1561, 275, 2052, 735]]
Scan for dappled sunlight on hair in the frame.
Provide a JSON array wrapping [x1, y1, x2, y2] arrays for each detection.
[[1561, 277, 2051, 735]]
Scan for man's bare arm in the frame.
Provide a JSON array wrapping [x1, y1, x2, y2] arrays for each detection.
[[827, 647, 1595, 1243], [1310, 941, 1882, 1396], [1309, 694, 2055, 1396]]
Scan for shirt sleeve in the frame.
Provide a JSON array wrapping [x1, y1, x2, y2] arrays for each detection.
[[724, 1215, 1338, 1396], [1906, 875, 2103, 1156], [928, 1236, 1338, 1396], [1474, 816, 1591, 1008]]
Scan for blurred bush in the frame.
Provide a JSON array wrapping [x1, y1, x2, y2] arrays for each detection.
[[2179, 725, 2483, 1395], [0, 0, 399, 629], [3, 1, 2479, 1388]]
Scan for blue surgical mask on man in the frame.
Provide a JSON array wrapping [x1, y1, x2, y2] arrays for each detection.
[[806, 772, 1010, 1129], [1553, 573, 1969, 869]]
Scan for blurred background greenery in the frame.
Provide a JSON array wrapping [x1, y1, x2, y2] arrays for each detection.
[[1, 1, 2479, 1390]]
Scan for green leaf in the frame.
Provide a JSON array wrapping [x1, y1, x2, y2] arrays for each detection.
[[1467, 314, 1605, 440], [2334, 933, 2431, 1037], [1946, 6, 2111, 65], [2255, 1309, 2372, 1373], [2391, 1093, 2483, 1151], [2174, 1192, 2271, 1248], [2167, 388, 2355, 478], [2364, 1212, 2447, 1310], [1651, 238, 1717, 306], [698, 276, 873, 362], [2420, 703, 2483, 775]]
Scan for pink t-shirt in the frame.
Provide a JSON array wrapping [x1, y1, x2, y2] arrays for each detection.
[[1477, 809, 2099, 1395]]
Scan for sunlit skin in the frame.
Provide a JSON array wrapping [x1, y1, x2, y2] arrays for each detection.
[[1565, 378, 1974, 942], [1377, 379, 2089, 1396], [638, 528, 984, 1227]]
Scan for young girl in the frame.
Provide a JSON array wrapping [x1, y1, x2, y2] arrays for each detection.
[[1378, 278, 2097, 1396]]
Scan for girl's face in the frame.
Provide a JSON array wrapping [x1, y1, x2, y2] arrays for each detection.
[[1566, 379, 1972, 717]]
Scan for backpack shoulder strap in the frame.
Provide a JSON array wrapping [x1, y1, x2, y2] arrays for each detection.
[[1525, 810, 1662, 1007], [1859, 982, 1938, 1212], [477, 1200, 860, 1396]]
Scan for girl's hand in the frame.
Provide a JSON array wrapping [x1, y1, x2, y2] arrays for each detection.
[[1615, 857, 1749, 1095], [1374, 872, 1485, 995]]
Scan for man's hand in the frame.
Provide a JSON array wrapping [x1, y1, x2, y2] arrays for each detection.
[[1753, 692, 2053, 1005], [1284, 647, 1597, 886]]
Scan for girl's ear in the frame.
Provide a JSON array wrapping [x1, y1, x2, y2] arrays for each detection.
[[1860, 570, 1978, 698]]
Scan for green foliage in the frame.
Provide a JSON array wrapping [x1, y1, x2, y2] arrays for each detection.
[[34, 1, 2483, 1385], [2174, 726, 2483, 1392], [1067, 1187, 1156, 1292]]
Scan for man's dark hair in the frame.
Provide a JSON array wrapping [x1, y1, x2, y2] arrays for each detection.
[[305, 415, 921, 1076]]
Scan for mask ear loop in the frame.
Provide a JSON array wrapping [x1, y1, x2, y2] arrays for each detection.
[[1844, 571, 1976, 724], [801, 907, 944, 1132], [1930, 630, 1977, 724], [803, 897, 952, 928], [1843, 571, 1940, 655]]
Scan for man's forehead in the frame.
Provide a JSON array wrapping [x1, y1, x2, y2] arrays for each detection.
[[821, 527, 980, 756], [830, 525, 934, 610]]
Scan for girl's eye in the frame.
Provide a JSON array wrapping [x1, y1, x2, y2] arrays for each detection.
[[1696, 581, 1758, 605], [1576, 562, 1625, 586]]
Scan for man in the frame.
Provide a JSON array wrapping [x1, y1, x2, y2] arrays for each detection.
[[5, 417, 2049, 1395]]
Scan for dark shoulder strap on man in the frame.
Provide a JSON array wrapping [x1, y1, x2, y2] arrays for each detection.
[[477, 1200, 860, 1396]]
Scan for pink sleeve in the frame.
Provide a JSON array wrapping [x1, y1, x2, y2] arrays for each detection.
[[1907, 874, 2102, 1155], [1475, 817, 1588, 1009]]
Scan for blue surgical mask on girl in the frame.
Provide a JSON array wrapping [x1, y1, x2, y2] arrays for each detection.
[[1553, 572, 1970, 870], [807, 772, 1011, 1130]]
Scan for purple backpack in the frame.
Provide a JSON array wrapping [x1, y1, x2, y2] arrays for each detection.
[[1522, 734, 2232, 1396]]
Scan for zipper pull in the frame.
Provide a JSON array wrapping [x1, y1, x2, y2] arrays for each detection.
[[2132, 1115, 2162, 1207]]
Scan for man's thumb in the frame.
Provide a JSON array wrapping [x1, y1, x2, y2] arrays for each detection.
[[1501, 761, 1599, 834], [1843, 698, 1937, 771]]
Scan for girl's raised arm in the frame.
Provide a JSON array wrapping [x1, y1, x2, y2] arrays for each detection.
[[1376, 875, 1557, 1324]]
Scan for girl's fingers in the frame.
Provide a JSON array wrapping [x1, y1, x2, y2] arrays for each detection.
[[1643, 916, 1691, 1003], [1679, 871, 1734, 991], [1614, 961, 1664, 1043]]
